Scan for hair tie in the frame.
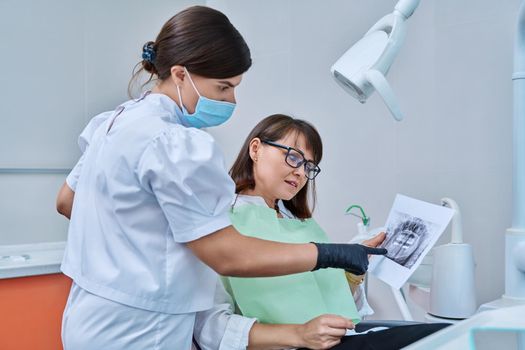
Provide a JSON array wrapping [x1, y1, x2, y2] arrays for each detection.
[[142, 42, 157, 64]]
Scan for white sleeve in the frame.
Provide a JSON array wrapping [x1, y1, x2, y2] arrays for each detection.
[[348, 230, 383, 318], [354, 283, 374, 317], [194, 279, 257, 350], [137, 126, 235, 242], [66, 111, 113, 191], [65, 155, 84, 191]]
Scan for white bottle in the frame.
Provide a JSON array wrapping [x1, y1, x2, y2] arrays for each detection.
[[429, 198, 477, 319]]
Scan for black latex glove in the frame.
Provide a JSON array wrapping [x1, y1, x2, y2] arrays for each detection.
[[312, 243, 388, 275]]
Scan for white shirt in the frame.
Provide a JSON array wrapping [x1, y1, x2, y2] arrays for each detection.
[[193, 279, 257, 350], [61, 93, 235, 314], [193, 194, 372, 350]]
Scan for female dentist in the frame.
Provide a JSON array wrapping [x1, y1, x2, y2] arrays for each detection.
[[56, 6, 386, 349]]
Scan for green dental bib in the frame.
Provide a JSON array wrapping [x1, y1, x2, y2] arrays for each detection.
[[224, 203, 361, 324]]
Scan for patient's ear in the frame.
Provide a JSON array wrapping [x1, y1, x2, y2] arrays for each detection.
[[249, 138, 261, 162]]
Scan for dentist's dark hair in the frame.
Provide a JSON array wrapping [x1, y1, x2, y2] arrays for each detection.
[[230, 114, 323, 219], [128, 6, 252, 96]]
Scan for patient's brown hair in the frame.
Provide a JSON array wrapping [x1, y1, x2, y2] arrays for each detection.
[[229, 114, 323, 219]]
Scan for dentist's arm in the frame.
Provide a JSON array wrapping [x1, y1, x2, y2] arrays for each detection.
[[56, 183, 386, 278], [56, 184, 317, 276], [56, 182, 74, 219], [187, 226, 317, 276], [187, 229, 387, 277]]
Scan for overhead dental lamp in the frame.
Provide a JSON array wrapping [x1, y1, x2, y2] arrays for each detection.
[[331, 0, 421, 121]]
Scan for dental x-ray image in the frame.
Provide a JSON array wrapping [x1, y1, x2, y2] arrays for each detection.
[[381, 213, 434, 269], [368, 194, 454, 289]]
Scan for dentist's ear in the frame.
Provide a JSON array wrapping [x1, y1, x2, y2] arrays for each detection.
[[249, 138, 261, 162], [170, 65, 186, 86]]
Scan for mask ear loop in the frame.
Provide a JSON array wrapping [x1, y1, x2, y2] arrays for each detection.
[[183, 66, 201, 97], [176, 84, 186, 113], [177, 67, 201, 114]]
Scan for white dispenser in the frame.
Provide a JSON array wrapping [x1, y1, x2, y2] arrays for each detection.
[[429, 198, 477, 319]]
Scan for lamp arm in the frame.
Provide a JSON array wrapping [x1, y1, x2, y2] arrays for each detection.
[[365, 70, 404, 121], [394, 0, 421, 20], [365, 14, 394, 37]]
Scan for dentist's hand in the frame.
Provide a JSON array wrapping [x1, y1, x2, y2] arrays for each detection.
[[312, 243, 387, 275]]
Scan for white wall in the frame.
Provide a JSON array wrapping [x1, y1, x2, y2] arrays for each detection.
[[0, 0, 200, 245], [207, 0, 520, 317]]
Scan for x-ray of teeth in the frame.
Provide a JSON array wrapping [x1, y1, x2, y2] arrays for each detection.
[[381, 213, 435, 269], [368, 194, 454, 289]]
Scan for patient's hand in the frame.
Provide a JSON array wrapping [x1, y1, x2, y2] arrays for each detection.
[[295, 314, 354, 349], [362, 232, 386, 263], [363, 231, 386, 248]]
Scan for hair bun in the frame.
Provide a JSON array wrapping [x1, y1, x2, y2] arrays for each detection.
[[142, 41, 157, 64], [142, 41, 157, 74]]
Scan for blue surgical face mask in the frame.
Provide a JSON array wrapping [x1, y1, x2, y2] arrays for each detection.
[[176, 67, 236, 128]]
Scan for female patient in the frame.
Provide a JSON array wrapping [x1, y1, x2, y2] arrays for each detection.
[[193, 114, 447, 350]]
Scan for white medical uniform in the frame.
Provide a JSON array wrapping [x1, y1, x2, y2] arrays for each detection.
[[192, 195, 373, 350], [61, 93, 235, 349]]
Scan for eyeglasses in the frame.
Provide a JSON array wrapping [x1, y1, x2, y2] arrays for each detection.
[[261, 140, 321, 180]]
